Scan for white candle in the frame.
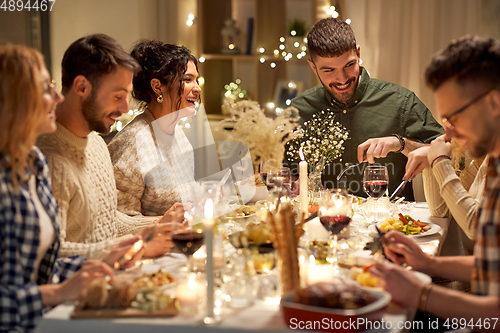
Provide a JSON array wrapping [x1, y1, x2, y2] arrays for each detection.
[[306, 255, 333, 285], [203, 199, 215, 319], [176, 273, 206, 312], [299, 147, 308, 220]]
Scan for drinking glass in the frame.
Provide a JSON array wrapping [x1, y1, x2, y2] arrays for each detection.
[[266, 172, 276, 191], [363, 165, 389, 224], [363, 165, 389, 199], [318, 189, 352, 274], [279, 166, 291, 191], [172, 226, 205, 262]]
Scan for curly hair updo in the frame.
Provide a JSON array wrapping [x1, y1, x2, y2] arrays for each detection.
[[130, 40, 198, 110]]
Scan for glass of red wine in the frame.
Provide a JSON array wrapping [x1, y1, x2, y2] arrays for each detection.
[[318, 188, 352, 274], [172, 225, 205, 271], [363, 165, 389, 223]]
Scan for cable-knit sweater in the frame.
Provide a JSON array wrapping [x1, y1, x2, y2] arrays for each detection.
[[108, 109, 195, 217], [423, 156, 488, 241], [37, 123, 155, 259]]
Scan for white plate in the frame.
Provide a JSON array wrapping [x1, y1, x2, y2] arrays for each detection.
[[352, 268, 431, 291], [369, 221, 442, 237]]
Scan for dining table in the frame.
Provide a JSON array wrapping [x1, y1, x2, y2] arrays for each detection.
[[35, 202, 450, 333]]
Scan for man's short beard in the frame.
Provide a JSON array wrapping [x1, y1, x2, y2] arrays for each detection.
[[324, 76, 358, 104], [81, 88, 110, 135]]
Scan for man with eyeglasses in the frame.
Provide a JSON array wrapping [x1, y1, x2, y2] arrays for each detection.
[[370, 35, 500, 331]]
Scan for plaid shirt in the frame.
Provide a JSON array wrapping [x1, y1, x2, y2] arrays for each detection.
[[472, 157, 500, 295], [0, 147, 84, 332]]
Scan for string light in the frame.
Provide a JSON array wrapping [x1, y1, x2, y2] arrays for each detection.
[[199, 57, 205, 63], [223, 79, 248, 104], [259, 47, 265, 53], [186, 13, 195, 26]]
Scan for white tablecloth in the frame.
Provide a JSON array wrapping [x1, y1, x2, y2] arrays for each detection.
[[36, 203, 449, 333]]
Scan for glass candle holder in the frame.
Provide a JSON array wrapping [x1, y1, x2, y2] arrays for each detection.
[[366, 196, 390, 223], [175, 272, 206, 314]]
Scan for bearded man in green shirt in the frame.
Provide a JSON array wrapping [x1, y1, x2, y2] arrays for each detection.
[[290, 18, 443, 200]]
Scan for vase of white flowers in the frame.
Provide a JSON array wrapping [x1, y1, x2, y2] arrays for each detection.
[[287, 110, 349, 202]]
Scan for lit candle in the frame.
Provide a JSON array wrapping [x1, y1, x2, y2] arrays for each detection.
[[299, 146, 308, 220], [306, 255, 333, 285], [176, 273, 206, 312], [203, 199, 215, 320]]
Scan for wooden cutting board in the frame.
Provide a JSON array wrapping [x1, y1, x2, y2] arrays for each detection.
[[71, 302, 177, 319]]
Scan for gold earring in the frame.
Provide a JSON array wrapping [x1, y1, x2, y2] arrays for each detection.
[[157, 93, 163, 104]]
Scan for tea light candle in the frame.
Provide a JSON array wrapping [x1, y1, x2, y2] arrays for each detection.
[[203, 199, 215, 319], [299, 147, 308, 219], [176, 274, 206, 312], [306, 255, 332, 285], [190, 245, 224, 271]]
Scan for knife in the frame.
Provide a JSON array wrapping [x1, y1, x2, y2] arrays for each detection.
[[389, 179, 408, 201]]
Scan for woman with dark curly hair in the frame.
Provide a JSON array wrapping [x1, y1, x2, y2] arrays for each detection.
[[108, 40, 200, 217]]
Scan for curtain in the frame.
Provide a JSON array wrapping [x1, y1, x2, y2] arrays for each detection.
[[343, 0, 500, 120]]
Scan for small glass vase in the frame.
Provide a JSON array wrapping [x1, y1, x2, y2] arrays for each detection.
[[308, 172, 324, 207]]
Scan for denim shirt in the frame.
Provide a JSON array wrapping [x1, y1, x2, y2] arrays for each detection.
[[290, 67, 443, 199], [0, 146, 84, 332]]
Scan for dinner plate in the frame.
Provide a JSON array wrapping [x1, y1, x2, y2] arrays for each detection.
[[352, 268, 431, 291], [369, 220, 441, 238]]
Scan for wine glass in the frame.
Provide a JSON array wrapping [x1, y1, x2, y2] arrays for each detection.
[[318, 189, 352, 274], [172, 226, 205, 262], [279, 166, 292, 194], [363, 165, 389, 199], [266, 172, 276, 191], [363, 165, 389, 224]]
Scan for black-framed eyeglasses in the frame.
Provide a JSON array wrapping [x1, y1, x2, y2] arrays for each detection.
[[43, 80, 57, 98], [441, 88, 495, 130]]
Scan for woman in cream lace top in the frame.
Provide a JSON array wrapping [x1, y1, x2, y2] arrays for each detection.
[[109, 40, 200, 217]]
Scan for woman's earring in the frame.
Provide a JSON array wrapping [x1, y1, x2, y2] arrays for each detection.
[[157, 93, 164, 104]]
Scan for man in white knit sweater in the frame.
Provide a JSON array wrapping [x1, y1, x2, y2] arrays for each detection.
[[37, 34, 182, 260]]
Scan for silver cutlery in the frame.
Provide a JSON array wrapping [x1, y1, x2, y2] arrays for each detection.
[[389, 179, 408, 201], [337, 160, 366, 181]]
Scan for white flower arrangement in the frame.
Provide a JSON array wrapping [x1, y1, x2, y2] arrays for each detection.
[[219, 100, 300, 172], [287, 111, 349, 173]]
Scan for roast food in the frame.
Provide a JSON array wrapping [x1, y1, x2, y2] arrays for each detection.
[[295, 281, 376, 310]]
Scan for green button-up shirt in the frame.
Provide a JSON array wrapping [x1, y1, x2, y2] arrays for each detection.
[[290, 67, 443, 200]]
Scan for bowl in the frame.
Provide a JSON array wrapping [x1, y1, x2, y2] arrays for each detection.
[[236, 183, 268, 203], [280, 287, 391, 333]]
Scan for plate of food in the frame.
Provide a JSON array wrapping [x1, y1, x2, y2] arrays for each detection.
[[350, 263, 432, 290], [374, 213, 441, 237], [224, 204, 256, 218]]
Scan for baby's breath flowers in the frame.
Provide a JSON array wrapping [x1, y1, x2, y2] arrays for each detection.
[[287, 111, 349, 174]]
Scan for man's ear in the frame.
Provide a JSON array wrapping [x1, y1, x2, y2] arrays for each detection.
[[489, 90, 500, 117], [356, 45, 361, 59], [150, 78, 162, 95], [307, 58, 316, 72], [73, 75, 91, 98]]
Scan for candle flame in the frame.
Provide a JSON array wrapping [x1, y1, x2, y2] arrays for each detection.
[[299, 146, 305, 161], [204, 198, 213, 219]]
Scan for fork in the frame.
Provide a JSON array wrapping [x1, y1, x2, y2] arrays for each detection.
[[337, 160, 366, 181]]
